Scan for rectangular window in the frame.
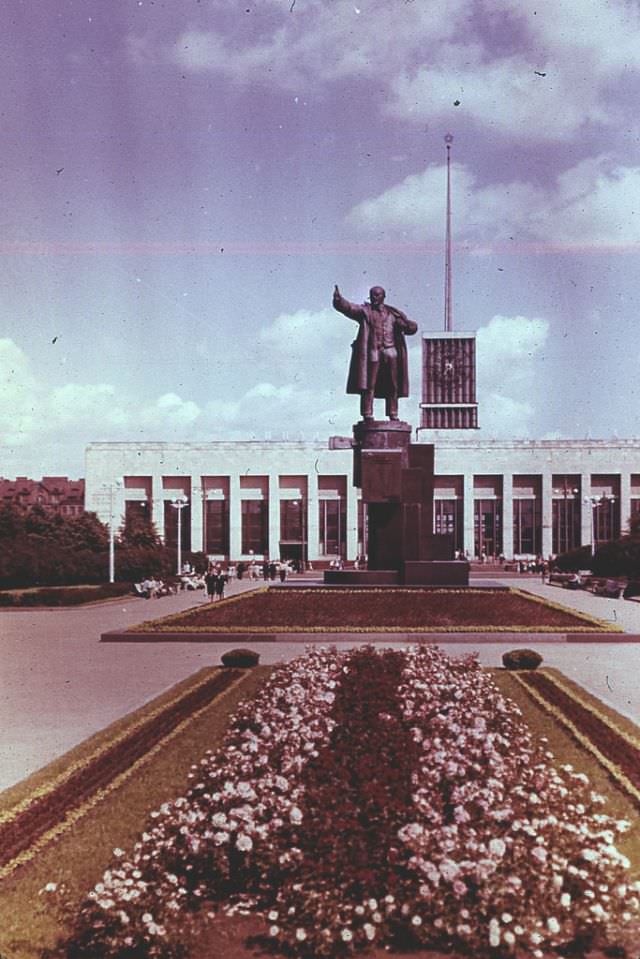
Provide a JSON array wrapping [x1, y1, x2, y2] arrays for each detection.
[[474, 499, 502, 558], [552, 499, 580, 554], [280, 500, 305, 543], [434, 499, 463, 552], [513, 499, 541, 555], [242, 500, 268, 554], [205, 499, 228, 555], [319, 499, 346, 556]]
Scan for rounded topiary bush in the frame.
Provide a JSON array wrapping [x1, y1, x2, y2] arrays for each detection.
[[502, 648, 543, 670], [221, 648, 260, 667]]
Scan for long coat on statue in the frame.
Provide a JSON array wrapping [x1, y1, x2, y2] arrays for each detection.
[[333, 292, 418, 398]]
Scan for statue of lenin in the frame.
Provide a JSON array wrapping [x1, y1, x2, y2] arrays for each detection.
[[333, 284, 418, 421]]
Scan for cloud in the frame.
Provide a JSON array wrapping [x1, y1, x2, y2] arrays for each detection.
[[167, 2, 466, 89], [386, 51, 610, 140], [347, 156, 640, 249], [140, 0, 640, 142], [476, 314, 549, 436]]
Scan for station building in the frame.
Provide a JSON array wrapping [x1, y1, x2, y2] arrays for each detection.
[[84, 327, 640, 565]]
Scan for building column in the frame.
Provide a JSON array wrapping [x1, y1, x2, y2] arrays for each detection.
[[502, 474, 513, 559], [268, 474, 280, 560], [151, 474, 165, 541], [346, 483, 359, 561], [307, 475, 320, 564], [581, 473, 592, 550], [190, 480, 204, 553], [541, 471, 553, 559], [620, 471, 632, 535], [229, 475, 242, 560], [463, 473, 474, 558]]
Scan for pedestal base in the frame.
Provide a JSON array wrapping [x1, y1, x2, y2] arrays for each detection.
[[323, 569, 400, 586], [323, 561, 469, 587], [402, 560, 470, 586]]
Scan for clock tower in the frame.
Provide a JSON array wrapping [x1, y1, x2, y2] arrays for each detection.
[[421, 331, 478, 429], [420, 135, 478, 431]]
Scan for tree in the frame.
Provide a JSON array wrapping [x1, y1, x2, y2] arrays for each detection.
[[117, 509, 162, 549]]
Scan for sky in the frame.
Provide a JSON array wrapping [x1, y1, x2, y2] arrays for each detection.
[[2, 0, 640, 479]]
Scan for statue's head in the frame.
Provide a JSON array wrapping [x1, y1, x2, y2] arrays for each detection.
[[369, 286, 386, 306]]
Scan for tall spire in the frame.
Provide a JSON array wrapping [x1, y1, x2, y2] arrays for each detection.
[[443, 134, 454, 332]]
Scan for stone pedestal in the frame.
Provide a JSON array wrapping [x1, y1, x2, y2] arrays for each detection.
[[324, 419, 469, 586]]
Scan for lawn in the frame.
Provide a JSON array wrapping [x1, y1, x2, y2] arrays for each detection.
[[134, 586, 614, 633]]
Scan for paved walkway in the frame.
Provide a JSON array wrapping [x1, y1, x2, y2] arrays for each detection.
[[1, 577, 639, 793]]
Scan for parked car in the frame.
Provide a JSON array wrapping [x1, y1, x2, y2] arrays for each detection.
[[549, 571, 585, 589], [563, 573, 586, 589], [591, 578, 623, 598], [548, 571, 571, 586]]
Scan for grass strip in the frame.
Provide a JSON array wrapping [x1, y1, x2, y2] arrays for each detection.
[[0, 668, 245, 877], [491, 669, 640, 869], [0, 667, 271, 959], [512, 669, 640, 805]]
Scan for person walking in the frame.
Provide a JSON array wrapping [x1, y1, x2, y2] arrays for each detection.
[[215, 569, 227, 601], [205, 568, 217, 603]]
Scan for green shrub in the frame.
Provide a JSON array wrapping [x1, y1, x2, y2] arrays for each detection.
[[502, 648, 543, 670], [221, 648, 261, 667]]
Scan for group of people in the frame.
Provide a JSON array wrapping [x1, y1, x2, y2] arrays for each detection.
[[135, 578, 177, 599], [204, 564, 228, 602]]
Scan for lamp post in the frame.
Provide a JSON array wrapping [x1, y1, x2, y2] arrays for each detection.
[[171, 494, 189, 575], [100, 480, 123, 583], [584, 494, 616, 556], [553, 481, 579, 554]]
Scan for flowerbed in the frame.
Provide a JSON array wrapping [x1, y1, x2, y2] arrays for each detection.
[[51, 645, 640, 958], [0, 669, 243, 879], [514, 671, 640, 805], [133, 587, 613, 633]]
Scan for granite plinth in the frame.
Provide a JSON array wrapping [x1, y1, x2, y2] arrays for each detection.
[[323, 569, 400, 586], [402, 560, 470, 586]]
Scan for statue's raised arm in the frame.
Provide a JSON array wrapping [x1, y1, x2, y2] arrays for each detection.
[[332, 283, 417, 422]]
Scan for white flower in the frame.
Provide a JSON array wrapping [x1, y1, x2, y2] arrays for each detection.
[[488, 838, 506, 858], [269, 925, 280, 936], [289, 806, 303, 825], [341, 929, 353, 942], [439, 859, 460, 881], [363, 923, 376, 940], [560, 893, 571, 908], [547, 917, 560, 934], [235, 834, 253, 852], [295, 929, 307, 941], [411, 915, 422, 926]]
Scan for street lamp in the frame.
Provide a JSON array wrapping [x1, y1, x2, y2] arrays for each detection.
[[584, 494, 616, 556], [101, 480, 123, 583], [553, 481, 579, 554], [171, 494, 189, 575]]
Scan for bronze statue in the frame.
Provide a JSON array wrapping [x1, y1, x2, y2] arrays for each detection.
[[333, 284, 418, 421]]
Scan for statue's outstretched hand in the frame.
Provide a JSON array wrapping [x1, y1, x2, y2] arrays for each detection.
[[333, 284, 340, 297]]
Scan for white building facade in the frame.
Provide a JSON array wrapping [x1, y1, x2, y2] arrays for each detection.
[[84, 437, 640, 564]]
